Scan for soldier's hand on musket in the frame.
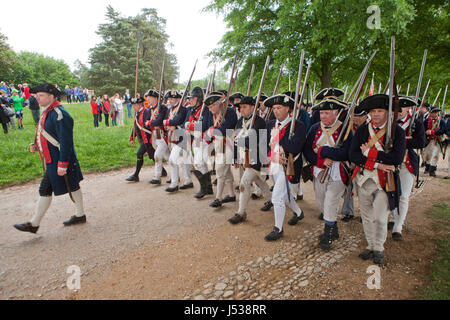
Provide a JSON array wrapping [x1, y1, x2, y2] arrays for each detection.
[[406, 135, 413, 140], [57, 168, 66, 177], [378, 163, 395, 172], [129, 137, 136, 146], [324, 158, 333, 168], [278, 153, 288, 165], [426, 130, 432, 135], [29, 143, 38, 153], [360, 143, 370, 154]]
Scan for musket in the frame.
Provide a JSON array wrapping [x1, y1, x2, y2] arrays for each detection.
[[286, 49, 305, 177], [343, 86, 348, 101], [220, 53, 238, 125], [378, 82, 382, 94], [155, 54, 166, 140], [433, 88, 442, 107], [247, 64, 256, 96], [199, 66, 215, 122], [266, 64, 285, 120], [273, 64, 284, 95], [397, 85, 402, 95], [244, 55, 271, 168], [406, 83, 410, 96], [312, 82, 316, 106], [296, 59, 312, 117], [440, 85, 448, 159], [320, 50, 378, 184], [384, 36, 399, 194]]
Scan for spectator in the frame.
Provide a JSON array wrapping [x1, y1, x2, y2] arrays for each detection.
[[90, 96, 100, 128], [101, 95, 110, 127], [65, 85, 72, 104], [110, 97, 117, 127], [113, 93, 124, 126], [0, 91, 11, 134], [74, 86, 80, 103], [11, 89, 25, 129], [28, 93, 40, 125], [71, 87, 75, 103], [0, 81, 10, 96], [124, 89, 132, 118], [1, 90, 15, 129]]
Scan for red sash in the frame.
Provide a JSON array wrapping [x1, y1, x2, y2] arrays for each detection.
[[35, 101, 61, 164]]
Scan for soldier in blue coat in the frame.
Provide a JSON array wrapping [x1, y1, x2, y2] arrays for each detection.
[[349, 94, 406, 264], [203, 92, 238, 208], [304, 97, 352, 251], [264, 94, 306, 241], [164, 90, 192, 192], [14, 84, 86, 234], [422, 106, 447, 177], [126, 97, 154, 182], [387, 96, 426, 240]]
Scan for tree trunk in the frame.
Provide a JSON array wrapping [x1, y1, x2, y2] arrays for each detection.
[[320, 62, 332, 89]]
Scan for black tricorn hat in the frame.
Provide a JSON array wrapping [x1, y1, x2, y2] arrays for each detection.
[[217, 89, 228, 96], [29, 83, 61, 97], [312, 97, 348, 111], [256, 92, 268, 102], [315, 88, 345, 101], [422, 102, 431, 110], [430, 106, 441, 113], [235, 96, 256, 108], [189, 86, 204, 99], [131, 97, 145, 104], [230, 92, 244, 101], [145, 89, 159, 98], [166, 90, 182, 99], [359, 94, 389, 111], [399, 96, 417, 108], [204, 91, 225, 107], [264, 94, 295, 109], [354, 104, 367, 116]]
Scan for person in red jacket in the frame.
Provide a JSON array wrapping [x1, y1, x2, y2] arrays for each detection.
[[101, 95, 110, 127], [90, 96, 100, 128]]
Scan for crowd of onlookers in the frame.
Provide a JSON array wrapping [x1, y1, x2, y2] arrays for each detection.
[[64, 85, 90, 104], [89, 89, 133, 128]]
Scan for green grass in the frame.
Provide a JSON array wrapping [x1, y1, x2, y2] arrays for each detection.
[[417, 203, 450, 300], [0, 103, 151, 187]]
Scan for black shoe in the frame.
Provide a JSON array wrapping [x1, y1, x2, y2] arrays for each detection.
[[260, 201, 273, 212], [165, 186, 179, 193], [161, 167, 168, 177], [444, 176, 450, 180], [228, 214, 246, 225], [288, 212, 304, 226], [251, 193, 261, 200], [235, 185, 240, 191], [429, 165, 437, 177], [341, 214, 354, 222], [205, 172, 214, 195], [211, 169, 216, 176], [318, 223, 338, 251], [318, 213, 324, 220], [63, 215, 86, 226], [392, 232, 403, 241], [421, 161, 426, 167], [373, 251, 385, 265], [14, 222, 39, 234], [264, 227, 283, 241], [222, 195, 236, 203], [213, 179, 217, 186], [166, 179, 171, 184], [150, 179, 161, 185], [424, 164, 430, 174], [270, 186, 274, 192], [193, 170, 206, 199], [387, 221, 394, 231], [358, 249, 374, 261], [179, 183, 194, 190], [297, 194, 303, 201], [359, 217, 363, 223], [209, 199, 222, 208], [125, 175, 139, 182]]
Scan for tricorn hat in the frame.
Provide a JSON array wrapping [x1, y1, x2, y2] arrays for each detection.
[[131, 97, 145, 104], [359, 94, 390, 111], [166, 90, 182, 99], [189, 86, 204, 99], [398, 96, 417, 108], [312, 97, 348, 111], [264, 94, 295, 110], [315, 88, 345, 101], [204, 91, 225, 107], [145, 89, 159, 98], [234, 96, 256, 108], [29, 83, 61, 97]]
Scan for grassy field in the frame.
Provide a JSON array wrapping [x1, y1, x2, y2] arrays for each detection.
[[417, 203, 450, 300], [0, 103, 150, 187]]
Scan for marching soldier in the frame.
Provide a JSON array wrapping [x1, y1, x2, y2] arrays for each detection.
[[387, 97, 426, 240], [145, 89, 170, 184], [341, 105, 369, 222], [203, 92, 238, 208], [164, 90, 193, 192], [257, 93, 273, 122], [126, 97, 155, 182], [228, 96, 272, 224], [264, 94, 306, 241], [310, 88, 345, 128], [350, 94, 406, 264], [422, 106, 446, 177], [184, 86, 214, 199], [304, 97, 352, 251], [14, 84, 86, 233]]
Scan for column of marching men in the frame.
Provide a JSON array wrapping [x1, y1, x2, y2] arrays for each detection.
[[12, 83, 448, 268], [122, 85, 447, 265]]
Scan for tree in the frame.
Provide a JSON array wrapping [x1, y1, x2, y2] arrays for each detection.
[[0, 30, 18, 82], [73, 59, 90, 88], [204, 0, 448, 98], [86, 6, 178, 97], [12, 51, 79, 87]]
